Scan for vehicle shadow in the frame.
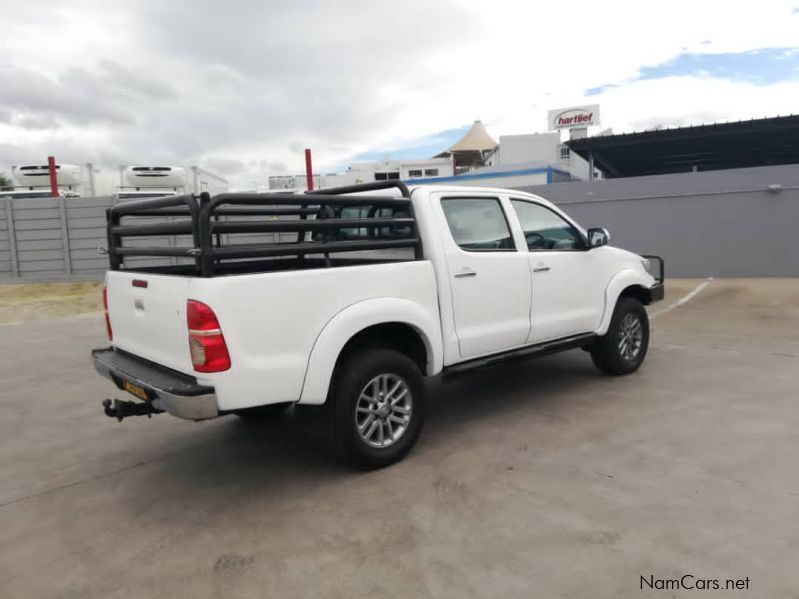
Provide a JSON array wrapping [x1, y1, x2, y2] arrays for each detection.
[[123, 350, 603, 508]]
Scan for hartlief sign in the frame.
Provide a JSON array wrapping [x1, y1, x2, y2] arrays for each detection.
[[548, 105, 600, 130]]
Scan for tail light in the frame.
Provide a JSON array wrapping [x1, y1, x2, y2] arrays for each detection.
[[103, 285, 113, 341], [187, 300, 231, 372]]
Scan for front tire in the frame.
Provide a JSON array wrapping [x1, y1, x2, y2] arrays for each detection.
[[333, 349, 425, 468], [591, 296, 649, 375]]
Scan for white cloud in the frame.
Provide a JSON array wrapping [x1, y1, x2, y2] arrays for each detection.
[[590, 76, 799, 132], [0, 0, 797, 189]]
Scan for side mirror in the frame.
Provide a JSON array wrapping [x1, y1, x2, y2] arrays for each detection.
[[587, 227, 610, 248]]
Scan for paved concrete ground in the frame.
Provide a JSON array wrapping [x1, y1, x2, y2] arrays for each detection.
[[1, 279, 797, 598]]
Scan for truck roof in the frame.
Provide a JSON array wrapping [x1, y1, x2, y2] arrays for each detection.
[[407, 184, 553, 209]]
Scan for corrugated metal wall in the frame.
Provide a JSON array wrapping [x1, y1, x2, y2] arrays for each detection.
[[1, 196, 115, 280], [12, 199, 67, 277], [0, 195, 307, 280], [516, 164, 799, 277], [2, 163, 799, 280], [0, 201, 12, 276], [67, 196, 115, 274]]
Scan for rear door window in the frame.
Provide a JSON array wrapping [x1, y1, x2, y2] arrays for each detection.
[[441, 198, 515, 251]]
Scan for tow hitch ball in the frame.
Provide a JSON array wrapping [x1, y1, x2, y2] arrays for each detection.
[[102, 398, 164, 421]]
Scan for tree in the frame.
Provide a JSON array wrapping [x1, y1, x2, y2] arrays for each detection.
[[0, 173, 12, 190]]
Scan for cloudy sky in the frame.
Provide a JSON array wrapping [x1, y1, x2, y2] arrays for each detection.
[[1, 0, 798, 189]]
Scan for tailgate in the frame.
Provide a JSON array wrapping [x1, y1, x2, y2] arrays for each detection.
[[106, 271, 194, 374]]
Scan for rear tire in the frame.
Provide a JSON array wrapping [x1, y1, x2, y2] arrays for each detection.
[[234, 402, 293, 420], [333, 349, 425, 468], [591, 296, 649, 375]]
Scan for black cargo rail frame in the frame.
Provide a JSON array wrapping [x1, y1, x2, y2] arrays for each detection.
[[106, 180, 422, 276]]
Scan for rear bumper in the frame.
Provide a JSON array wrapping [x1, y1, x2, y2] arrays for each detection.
[[92, 347, 218, 420]]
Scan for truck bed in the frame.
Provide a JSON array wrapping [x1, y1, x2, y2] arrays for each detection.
[[105, 181, 422, 277]]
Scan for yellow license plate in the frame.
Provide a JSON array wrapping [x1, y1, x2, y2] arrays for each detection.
[[123, 380, 149, 400]]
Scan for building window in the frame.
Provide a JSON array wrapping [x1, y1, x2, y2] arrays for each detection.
[[407, 169, 423, 178], [559, 145, 570, 160], [424, 168, 439, 176], [375, 171, 400, 181]]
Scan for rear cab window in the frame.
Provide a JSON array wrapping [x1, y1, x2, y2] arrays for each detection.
[[315, 205, 411, 241]]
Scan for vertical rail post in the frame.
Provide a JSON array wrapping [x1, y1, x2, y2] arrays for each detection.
[[169, 215, 178, 266], [197, 192, 213, 276], [58, 195, 72, 275], [4, 199, 19, 277], [48, 156, 59, 198], [106, 207, 122, 270], [304, 148, 314, 191]]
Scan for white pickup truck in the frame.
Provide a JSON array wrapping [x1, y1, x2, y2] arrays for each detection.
[[92, 181, 663, 467]]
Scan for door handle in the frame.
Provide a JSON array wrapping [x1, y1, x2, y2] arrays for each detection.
[[454, 269, 477, 278], [533, 266, 550, 273]]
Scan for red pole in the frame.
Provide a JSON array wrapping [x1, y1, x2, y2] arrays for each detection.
[[47, 156, 58, 198], [304, 148, 314, 191]]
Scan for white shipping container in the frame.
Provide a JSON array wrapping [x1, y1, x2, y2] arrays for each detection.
[[12, 163, 82, 189], [123, 166, 187, 189]]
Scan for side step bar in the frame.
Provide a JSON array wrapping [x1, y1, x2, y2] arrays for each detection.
[[443, 333, 596, 376]]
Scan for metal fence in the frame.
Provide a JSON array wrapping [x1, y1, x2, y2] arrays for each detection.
[[0, 194, 295, 279], [518, 163, 799, 277], [0, 191, 408, 280], [1, 195, 113, 279], [2, 163, 799, 280]]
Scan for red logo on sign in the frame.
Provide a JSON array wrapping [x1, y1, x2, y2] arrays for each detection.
[[557, 112, 593, 126]]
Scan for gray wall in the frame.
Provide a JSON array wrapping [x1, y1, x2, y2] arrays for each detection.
[[1, 195, 114, 280], [517, 164, 799, 277], [2, 164, 798, 280], [0, 195, 310, 280]]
